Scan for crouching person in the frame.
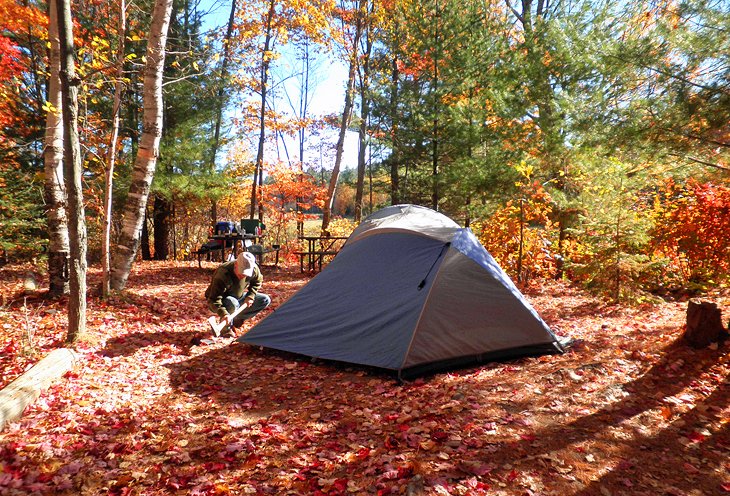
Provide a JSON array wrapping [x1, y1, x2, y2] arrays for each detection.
[[205, 252, 271, 337]]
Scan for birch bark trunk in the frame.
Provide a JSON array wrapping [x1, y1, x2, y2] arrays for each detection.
[[102, 0, 126, 297], [43, 0, 70, 297], [110, 0, 174, 290]]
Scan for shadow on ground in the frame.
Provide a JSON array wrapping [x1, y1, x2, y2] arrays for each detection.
[[164, 334, 729, 494]]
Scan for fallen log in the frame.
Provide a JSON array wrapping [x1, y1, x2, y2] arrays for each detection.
[[683, 299, 729, 348], [0, 348, 78, 431]]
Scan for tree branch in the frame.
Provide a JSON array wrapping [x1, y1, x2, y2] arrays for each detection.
[[669, 153, 730, 173], [504, 0, 523, 23]]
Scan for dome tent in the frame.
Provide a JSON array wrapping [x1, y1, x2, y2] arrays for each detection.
[[239, 205, 564, 379]]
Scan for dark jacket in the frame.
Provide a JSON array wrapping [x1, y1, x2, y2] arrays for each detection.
[[204, 260, 263, 317]]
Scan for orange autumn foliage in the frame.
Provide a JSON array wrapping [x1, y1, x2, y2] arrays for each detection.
[[0, 0, 44, 133], [263, 162, 327, 244], [473, 182, 558, 281], [650, 180, 730, 283]]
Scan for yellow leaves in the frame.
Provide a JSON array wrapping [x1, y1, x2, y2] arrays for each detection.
[[262, 50, 281, 63], [514, 160, 534, 180], [90, 36, 110, 50], [42, 100, 59, 115]]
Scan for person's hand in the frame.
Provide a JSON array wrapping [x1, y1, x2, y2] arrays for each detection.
[[225, 314, 234, 326], [242, 298, 253, 309]]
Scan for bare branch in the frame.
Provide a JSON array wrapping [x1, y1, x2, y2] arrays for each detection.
[[504, 0, 523, 23], [669, 153, 730, 172]]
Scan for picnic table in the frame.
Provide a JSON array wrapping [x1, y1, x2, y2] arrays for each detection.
[[195, 233, 278, 267], [295, 235, 348, 272]]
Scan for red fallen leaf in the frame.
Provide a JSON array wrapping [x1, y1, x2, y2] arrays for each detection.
[[464, 478, 491, 490], [36, 472, 54, 483], [721, 482, 730, 492], [356, 447, 371, 459], [398, 465, 414, 478], [384, 435, 399, 449], [431, 429, 448, 441], [688, 431, 706, 443], [507, 469, 519, 482], [520, 434, 536, 441], [243, 454, 262, 468]]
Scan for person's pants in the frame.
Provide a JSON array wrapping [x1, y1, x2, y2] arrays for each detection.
[[223, 293, 271, 328]]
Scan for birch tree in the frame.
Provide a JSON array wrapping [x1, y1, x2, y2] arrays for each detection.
[[102, 0, 126, 297], [110, 0, 174, 290], [43, 0, 70, 297]]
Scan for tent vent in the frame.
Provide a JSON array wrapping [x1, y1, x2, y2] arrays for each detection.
[[417, 242, 450, 290]]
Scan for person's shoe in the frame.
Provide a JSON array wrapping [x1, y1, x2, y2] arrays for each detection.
[[220, 328, 237, 338]]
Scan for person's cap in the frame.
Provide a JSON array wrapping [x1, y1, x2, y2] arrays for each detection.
[[236, 252, 256, 277]]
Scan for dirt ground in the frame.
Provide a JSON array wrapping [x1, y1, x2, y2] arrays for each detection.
[[0, 260, 728, 495]]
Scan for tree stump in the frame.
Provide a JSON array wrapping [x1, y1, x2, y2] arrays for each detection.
[[683, 299, 728, 348]]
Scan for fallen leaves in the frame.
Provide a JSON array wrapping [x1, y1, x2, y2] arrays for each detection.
[[1, 263, 729, 495]]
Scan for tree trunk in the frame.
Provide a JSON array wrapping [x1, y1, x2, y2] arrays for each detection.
[[389, 43, 400, 206], [322, 0, 365, 232], [102, 0, 126, 298], [43, 0, 70, 297], [141, 214, 152, 260], [354, 2, 373, 224], [56, 0, 87, 344], [250, 0, 276, 221], [110, 0, 174, 290], [296, 42, 311, 237], [209, 0, 237, 224], [430, 0, 440, 211], [354, 109, 367, 223], [153, 194, 172, 260]]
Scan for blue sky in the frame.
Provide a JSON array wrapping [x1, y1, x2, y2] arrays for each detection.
[[199, 0, 359, 171]]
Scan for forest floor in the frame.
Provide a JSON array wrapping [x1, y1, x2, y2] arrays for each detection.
[[0, 260, 729, 495]]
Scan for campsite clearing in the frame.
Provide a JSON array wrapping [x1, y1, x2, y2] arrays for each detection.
[[0, 260, 728, 495]]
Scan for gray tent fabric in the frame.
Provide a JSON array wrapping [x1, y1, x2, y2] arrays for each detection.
[[240, 205, 564, 378]]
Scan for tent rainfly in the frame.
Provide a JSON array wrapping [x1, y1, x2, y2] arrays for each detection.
[[239, 204, 565, 379]]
